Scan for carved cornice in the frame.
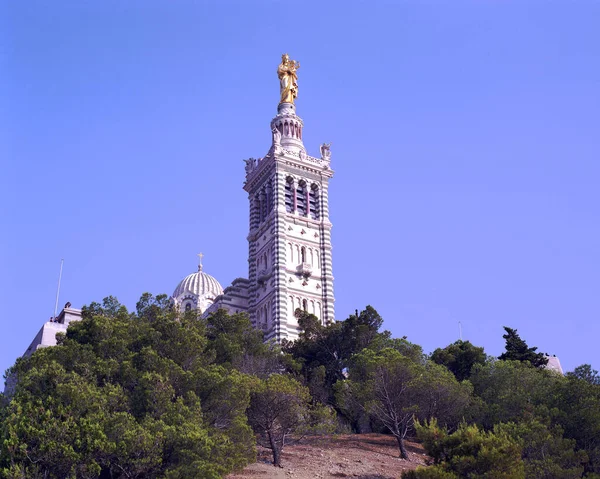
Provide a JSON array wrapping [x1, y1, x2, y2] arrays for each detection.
[[244, 147, 333, 192]]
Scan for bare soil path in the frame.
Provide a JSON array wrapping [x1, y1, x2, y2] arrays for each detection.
[[227, 434, 428, 479]]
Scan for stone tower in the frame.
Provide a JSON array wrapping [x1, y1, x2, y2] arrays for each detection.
[[243, 98, 335, 342]]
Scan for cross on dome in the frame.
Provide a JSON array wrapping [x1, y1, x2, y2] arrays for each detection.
[[197, 252, 204, 271]]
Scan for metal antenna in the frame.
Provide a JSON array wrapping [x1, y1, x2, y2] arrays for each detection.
[[458, 321, 463, 341], [53, 259, 64, 319]]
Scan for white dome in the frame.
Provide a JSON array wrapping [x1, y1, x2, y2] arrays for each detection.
[[173, 268, 224, 300]]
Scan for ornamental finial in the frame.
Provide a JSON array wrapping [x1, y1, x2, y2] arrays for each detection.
[[197, 252, 204, 272]]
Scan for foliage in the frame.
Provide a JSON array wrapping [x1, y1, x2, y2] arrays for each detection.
[[498, 326, 548, 368], [3, 293, 599, 476], [337, 349, 472, 459], [496, 419, 587, 479], [470, 358, 600, 475], [246, 374, 311, 467], [430, 340, 486, 381], [0, 295, 256, 479], [403, 419, 525, 479], [204, 309, 283, 377], [567, 364, 600, 386], [550, 372, 600, 475], [282, 306, 388, 411], [371, 335, 426, 364], [469, 359, 562, 429]]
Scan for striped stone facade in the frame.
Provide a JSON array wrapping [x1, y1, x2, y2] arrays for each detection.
[[244, 102, 334, 342]]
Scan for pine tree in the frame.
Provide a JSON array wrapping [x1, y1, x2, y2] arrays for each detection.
[[498, 326, 548, 368]]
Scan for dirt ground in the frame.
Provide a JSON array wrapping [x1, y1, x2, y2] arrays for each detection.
[[227, 434, 429, 479]]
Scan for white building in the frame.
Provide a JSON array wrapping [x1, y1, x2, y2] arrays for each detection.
[[23, 306, 83, 357], [19, 58, 335, 370], [173, 81, 336, 342]]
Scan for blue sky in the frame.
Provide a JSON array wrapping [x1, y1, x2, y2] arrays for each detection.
[[1, 1, 599, 380]]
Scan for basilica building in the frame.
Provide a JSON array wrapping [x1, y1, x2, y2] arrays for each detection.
[[24, 55, 335, 359], [172, 54, 335, 343], [15, 55, 566, 377]]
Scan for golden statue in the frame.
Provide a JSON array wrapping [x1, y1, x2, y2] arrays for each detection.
[[278, 53, 300, 104]]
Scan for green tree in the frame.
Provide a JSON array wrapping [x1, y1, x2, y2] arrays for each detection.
[[566, 364, 600, 386], [551, 373, 600, 475], [283, 306, 388, 411], [246, 374, 311, 467], [403, 420, 525, 479], [337, 349, 472, 459], [0, 295, 256, 478], [469, 359, 561, 429], [204, 308, 282, 377], [498, 326, 548, 368], [430, 340, 487, 381], [496, 419, 587, 479]]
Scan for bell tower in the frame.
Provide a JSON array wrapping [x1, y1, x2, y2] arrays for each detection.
[[243, 55, 334, 342]]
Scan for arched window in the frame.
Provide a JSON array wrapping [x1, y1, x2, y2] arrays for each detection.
[[301, 246, 306, 263], [255, 194, 262, 223], [302, 299, 308, 312], [309, 184, 319, 219], [260, 189, 268, 221], [285, 177, 294, 213], [185, 303, 192, 312], [266, 181, 273, 214], [296, 181, 307, 216]]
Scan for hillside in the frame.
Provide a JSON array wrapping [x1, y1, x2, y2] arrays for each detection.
[[3, 300, 599, 478], [227, 434, 427, 479]]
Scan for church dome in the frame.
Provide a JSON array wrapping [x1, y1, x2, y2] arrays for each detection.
[[173, 268, 224, 299]]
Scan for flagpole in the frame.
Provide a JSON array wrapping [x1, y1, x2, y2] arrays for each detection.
[[53, 259, 64, 318]]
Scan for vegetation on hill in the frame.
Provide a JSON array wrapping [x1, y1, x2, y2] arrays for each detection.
[[1, 294, 599, 478]]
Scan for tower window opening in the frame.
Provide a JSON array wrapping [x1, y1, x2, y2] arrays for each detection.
[[285, 177, 294, 213], [266, 181, 273, 214], [260, 189, 268, 221], [309, 184, 319, 219], [301, 246, 306, 263], [255, 194, 262, 223], [302, 299, 308, 312], [296, 181, 307, 216]]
